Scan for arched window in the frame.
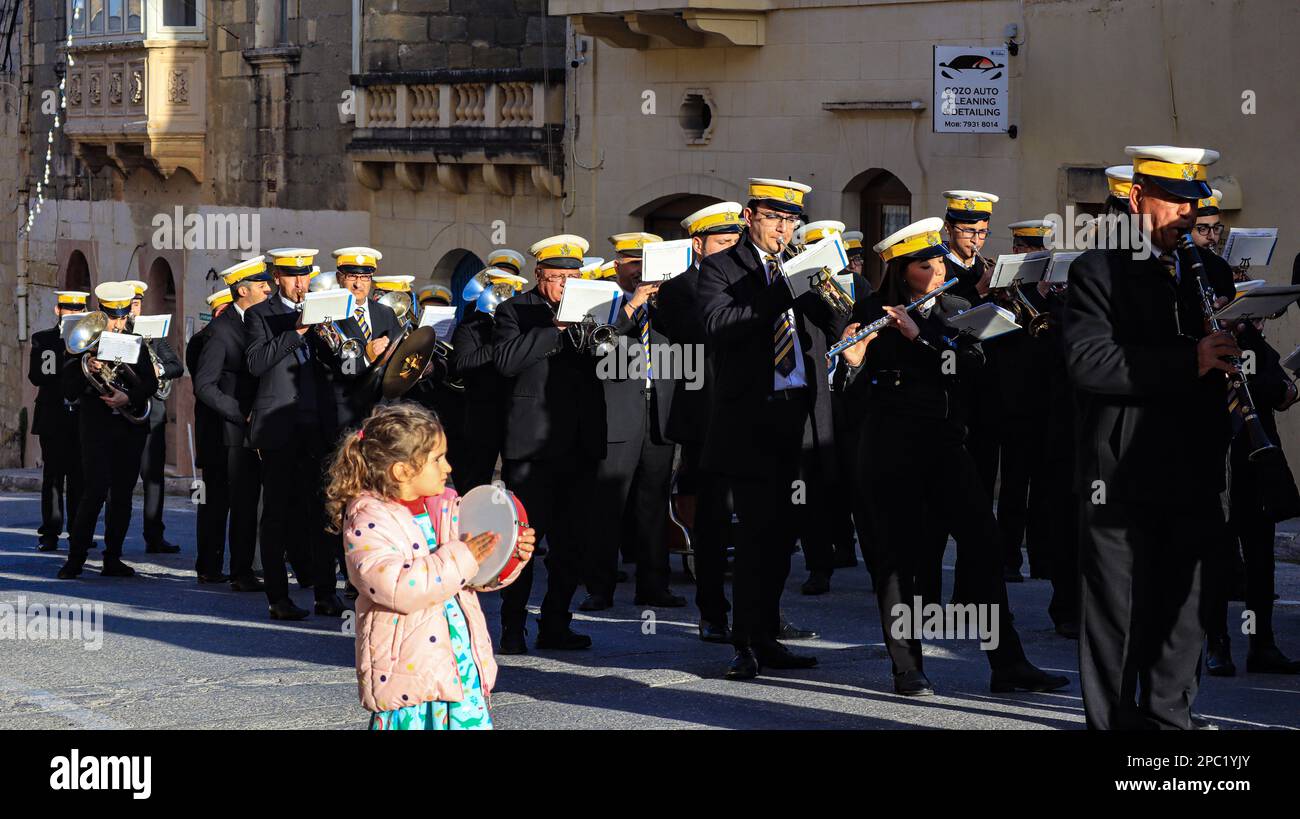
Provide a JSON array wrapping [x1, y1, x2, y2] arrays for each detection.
[[64, 250, 92, 292], [635, 193, 723, 241], [432, 249, 485, 321], [844, 169, 912, 290]]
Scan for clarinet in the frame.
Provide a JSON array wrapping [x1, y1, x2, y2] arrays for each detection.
[[1179, 234, 1278, 461]]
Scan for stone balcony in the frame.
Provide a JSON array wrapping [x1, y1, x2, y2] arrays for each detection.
[[347, 68, 565, 197], [63, 38, 207, 182], [549, 0, 772, 48]]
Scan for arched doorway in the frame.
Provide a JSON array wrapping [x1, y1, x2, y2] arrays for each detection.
[[64, 250, 92, 292], [145, 257, 183, 472], [635, 193, 722, 240], [432, 249, 485, 321], [845, 169, 912, 289]]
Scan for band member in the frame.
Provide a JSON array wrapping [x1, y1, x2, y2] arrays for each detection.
[[698, 177, 844, 680], [193, 258, 276, 591], [839, 218, 1068, 697], [790, 220, 858, 597], [125, 280, 184, 554], [1105, 165, 1134, 215], [188, 288, 231, 582], [57, 282, 159, 579], [29, 290, 87, 552], [1063, 145, 1235, 729], [325, 248, 400, 427], [493, 234, 605, 653], [655, 202, 743, 642], [245, 248, 346, 620], [1192, 190, 1300, 675], [994, 220, 1055, 582], [826, 231, 877, 588], [417, 283, 454, 309], [579, 232, 685, 611], [486, 249, 527, 278], [450, 268, 528, 492]]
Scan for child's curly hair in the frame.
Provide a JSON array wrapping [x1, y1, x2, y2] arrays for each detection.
[[324, 402, 445, 534]]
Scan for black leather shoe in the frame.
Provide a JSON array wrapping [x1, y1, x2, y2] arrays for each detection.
[[699, 619, 732, 644], [778, 614, 819, 641], [229, 575, 265, 592], [830, 550, 858, 570], [990, 661, 1070, 693], [1246, 644, 1300, 674], [801, 570, 831, 596], [755, 640, 818, 670], [145, 540, 181, 554], [614, 569, 627, 583], [314, 594, 347, 617], [894, 669, 935, 697], [498, 627, 528, 655], [37, 538, 59, 552], [100, 558, 136, 578], [1055, 620, 1080, 640], [56, 561, 83, 579], [578, 593, 612, 612], [1003, 567, 1024, 583], [726, 647, 759, 681], [343, 582, 359, 601], [268, 599, 309, 621], [1206, 637, 1236, 677], [536, 628, 592, 650], [196, 572, 230, 584], [633, 591, 687, 608]]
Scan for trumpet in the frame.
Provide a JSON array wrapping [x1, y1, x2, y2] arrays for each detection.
[[993, 283, 1051, 337], [316, 320, 365, 362], [1181, 233, 1277, 461], [64, 311, 150, 424], [826, 278, 959, 361], [565, 315, 619, 355]]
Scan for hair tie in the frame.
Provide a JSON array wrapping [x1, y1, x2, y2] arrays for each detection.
[[356, 429, 365, 440]]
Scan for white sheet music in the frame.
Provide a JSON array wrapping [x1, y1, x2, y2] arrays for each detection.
[[417, 305, 458, 341], [1212, 285, 1300, 322], [641, 239, 694, 283], [946, 302, 1022, 341], [557, 278, 624, 324], [96, 331, 142, 364], [131, 314, 171, 339], [781, 234, 849, 298], [1222, 228, 1278, 268], [1044, 251, 1082, 284], [990, 251, 1052, 289], [299, 289, 355, 325]]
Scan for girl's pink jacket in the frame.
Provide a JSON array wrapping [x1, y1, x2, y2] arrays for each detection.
[[342, 488, 523, 713]]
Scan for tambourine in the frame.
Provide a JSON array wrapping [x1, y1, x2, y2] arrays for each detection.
[[457, 484, 529, 591]]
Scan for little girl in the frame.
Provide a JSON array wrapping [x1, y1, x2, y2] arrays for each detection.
[[324, 403, 534, 730]]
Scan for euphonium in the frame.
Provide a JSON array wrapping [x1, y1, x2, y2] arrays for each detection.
[[65, 311, 149, 424], [377, 289, 414, 330]]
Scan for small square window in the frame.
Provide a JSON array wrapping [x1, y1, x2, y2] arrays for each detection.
[[163, 0, 198, 28]]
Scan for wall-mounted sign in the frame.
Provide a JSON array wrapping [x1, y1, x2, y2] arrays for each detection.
[[933, 46, 1009, 133]]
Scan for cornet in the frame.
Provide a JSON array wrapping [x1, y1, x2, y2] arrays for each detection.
[[65, 311, 149, 424], [306, 272, 366, 361]]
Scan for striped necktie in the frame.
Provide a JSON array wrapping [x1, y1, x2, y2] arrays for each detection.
[[354, 306, 371, 341], [635, 305, 654, 380], [1158, 251, 1178, 282], [767, 256, 797, 376]]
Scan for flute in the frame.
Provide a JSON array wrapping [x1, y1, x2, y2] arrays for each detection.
[[825, 277, 959, 361]]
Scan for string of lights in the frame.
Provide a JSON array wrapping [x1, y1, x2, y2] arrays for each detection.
[[21, 5, 78, 237]]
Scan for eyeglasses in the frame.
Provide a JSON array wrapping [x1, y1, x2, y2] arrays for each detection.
[[753, 210, 801, 226], [339, 272, 372, 281], [952, 227, 991, 240], [1193, 224, 1225, 236], [538, 272, 578, 283]]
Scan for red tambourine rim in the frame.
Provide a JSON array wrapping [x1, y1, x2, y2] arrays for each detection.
[[493, 494, 529, 584]]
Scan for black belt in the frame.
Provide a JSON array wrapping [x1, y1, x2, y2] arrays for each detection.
[[767, 387, 809, 402], [869, 369, 902, 387]]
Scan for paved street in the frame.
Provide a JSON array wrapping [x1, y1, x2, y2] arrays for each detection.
[[2, 491, 1298, 730]]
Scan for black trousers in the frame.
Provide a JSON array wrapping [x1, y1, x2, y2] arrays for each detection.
[[257, 422, 337, 605], [1208, 445, 1281, 646], [68, 417, 147, 563], [586, 392, 675, 599], [860, 412, 1028, 675], [139, 399, 169, 547], [1078, 498, 1215, 730], [830, 390, 875, 573], [195, 445, 260, 579], [37, 415, 82, 545], [724, 391, 810, 648], [678, 441, 731, 625], [797, 414, 855, 575], [1045, 442, 1080, 630], [454, 402, 504, 493], [997, 415, 1050, 575], [499, 456, 596, 635]]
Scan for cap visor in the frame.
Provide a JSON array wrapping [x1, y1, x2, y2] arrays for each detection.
[[1148, 177, 1212, 200], [755, 198, 803, 214], [903, 244, 948, 262], [945, 210, 990, 224]]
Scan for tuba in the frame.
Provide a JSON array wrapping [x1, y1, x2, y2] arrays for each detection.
[[65, 312, 149, 424]]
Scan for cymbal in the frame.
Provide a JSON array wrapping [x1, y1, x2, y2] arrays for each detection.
[[380, 326, 439, 399]]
